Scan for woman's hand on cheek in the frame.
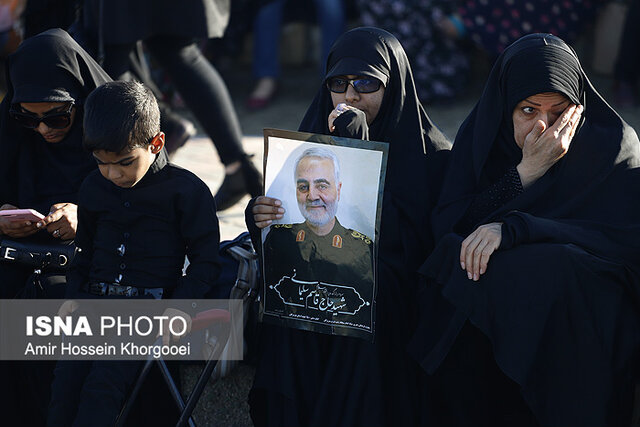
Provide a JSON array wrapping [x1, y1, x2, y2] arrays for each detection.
[[460, 222, 502, 281], [517, 104, 583, 188], [37, 203, 78, 240]]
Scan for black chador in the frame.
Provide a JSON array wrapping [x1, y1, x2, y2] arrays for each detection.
[[247, 27, 451, 427], [411, 33, 640, 427]]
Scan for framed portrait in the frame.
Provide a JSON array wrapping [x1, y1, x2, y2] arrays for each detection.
[[260, 128, 388, 340]]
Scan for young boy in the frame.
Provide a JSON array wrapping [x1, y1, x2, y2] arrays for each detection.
[[47, 81, 221, 427]]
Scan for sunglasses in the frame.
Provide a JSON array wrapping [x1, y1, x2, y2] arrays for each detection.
[[10, 103, 75, 129], [326, 77, 382, 94]]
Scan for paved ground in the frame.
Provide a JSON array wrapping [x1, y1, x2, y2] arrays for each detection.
[[168, 59, 640, 426]]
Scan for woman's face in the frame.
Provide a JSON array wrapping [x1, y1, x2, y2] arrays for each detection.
[[512, 92, 571, 149], [330, 75, 385, 125], [18, 102, 76, 143]]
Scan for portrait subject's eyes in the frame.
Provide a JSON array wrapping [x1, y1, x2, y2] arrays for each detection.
[[120, 160, 135, 167], [317, 183, 329, 191], [297, 184, 309, 192], [521, 106, 535, 114]]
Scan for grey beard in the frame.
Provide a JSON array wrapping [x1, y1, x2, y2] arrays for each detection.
[[298, 201, 338, 227]]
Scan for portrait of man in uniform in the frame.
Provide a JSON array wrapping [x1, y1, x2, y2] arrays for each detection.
[[261, 140, 384, 339]]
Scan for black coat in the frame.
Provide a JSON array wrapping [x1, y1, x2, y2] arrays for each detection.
[[82, 0, 230, 44]]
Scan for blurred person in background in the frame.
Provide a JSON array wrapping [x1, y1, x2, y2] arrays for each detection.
[[81, 0, 262, 211], [246, 0, 346, 110], [613, 0, 639, 107], [357, 0, 470, 104]]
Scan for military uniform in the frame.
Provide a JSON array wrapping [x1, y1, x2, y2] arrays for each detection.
[[262, 218, 375, 336]]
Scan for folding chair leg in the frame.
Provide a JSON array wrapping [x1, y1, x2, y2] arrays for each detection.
[[115, 358, 155, 427], [176, 355, 220, 426], [157, 359, 196, 427]]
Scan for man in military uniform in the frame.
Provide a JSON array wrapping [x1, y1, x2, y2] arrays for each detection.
[[263, 147, 375, 335]]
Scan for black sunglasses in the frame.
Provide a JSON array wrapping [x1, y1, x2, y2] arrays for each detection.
[[326, 77, 382, 94], [10, 103, 75, 129]]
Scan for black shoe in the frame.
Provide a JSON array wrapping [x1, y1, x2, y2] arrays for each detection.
[[163, 113, 196, 156], [241, 155, 263, 198], [213, 156, 263, 211]]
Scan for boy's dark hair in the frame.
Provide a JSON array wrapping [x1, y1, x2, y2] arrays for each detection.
[[83, 81, 160, 153]]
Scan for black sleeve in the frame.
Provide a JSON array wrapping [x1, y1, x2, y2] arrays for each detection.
[[333, 109, 369, 140], [498, 211, 640, 268], [244, 197, 262, 259], [456, 166, 524, 235], [172, 182, 221, 300], [65, 202, 95, 298]]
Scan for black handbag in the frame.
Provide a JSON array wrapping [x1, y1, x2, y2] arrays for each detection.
[[0, 238, 77, 270]]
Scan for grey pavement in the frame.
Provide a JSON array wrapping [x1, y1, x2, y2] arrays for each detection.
[[168, 61, 640, 426]]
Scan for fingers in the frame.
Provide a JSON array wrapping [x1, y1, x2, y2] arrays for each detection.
[[0, 204, 17, 211], [253, 196, 281, 208], [529, 120, 546, 141], [51, 226, 73, 240], [159, 310, 191, 345], [555, 104, 583, 153], [253, 197, 285, 229], [0, 220, 38, 238], [39, 204, 76, 239], [460, 223, 502, 282], [478, 240, 499, 276], [38, 204, 67, 228], [5, 227, 39, 238], [460, 231, 481, 279], [328, 111, 338, 132], [327, 103, 353, 132], [46, 218, 72, 239], [550, 104, 577, 136], [57, 300, 78, 318], [567, 104, 583, 140]]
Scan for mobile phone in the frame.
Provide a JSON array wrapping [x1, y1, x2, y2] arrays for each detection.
[[0, 209, 45, 222]]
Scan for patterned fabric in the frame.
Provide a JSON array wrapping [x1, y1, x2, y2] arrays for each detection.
[[457, 166, 524, 234], [459, 0, 600, 55], [357, 0, 469, 103]]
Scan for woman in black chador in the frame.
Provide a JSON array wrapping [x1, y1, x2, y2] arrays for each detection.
[[0, 28, 111, 426], [246, 27, 451, 426], [411, 33, 640, 426], [0, 28, 111, 296]]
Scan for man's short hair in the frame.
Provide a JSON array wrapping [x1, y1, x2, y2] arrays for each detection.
[[294, 147, 341, 183], [83, 81, 160, 153]]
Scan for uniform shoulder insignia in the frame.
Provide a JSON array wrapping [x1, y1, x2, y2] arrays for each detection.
[[273, 223, 293, 229], [350, 230, 372, 245]]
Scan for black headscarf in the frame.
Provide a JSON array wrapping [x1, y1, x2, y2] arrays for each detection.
[[433, 33, 640, 241], [414, 34, 640, 426], [300, 27, 451, 276], [0, 28, 112, 214]]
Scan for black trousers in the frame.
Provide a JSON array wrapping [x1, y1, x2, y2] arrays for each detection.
[[102, 35, 245, 166], [0, 265, 66, 427], [47, 360, 142, 427]]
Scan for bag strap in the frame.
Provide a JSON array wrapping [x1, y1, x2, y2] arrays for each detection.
[[227, 245, 259, 300], [0, 239, 76, 270]]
